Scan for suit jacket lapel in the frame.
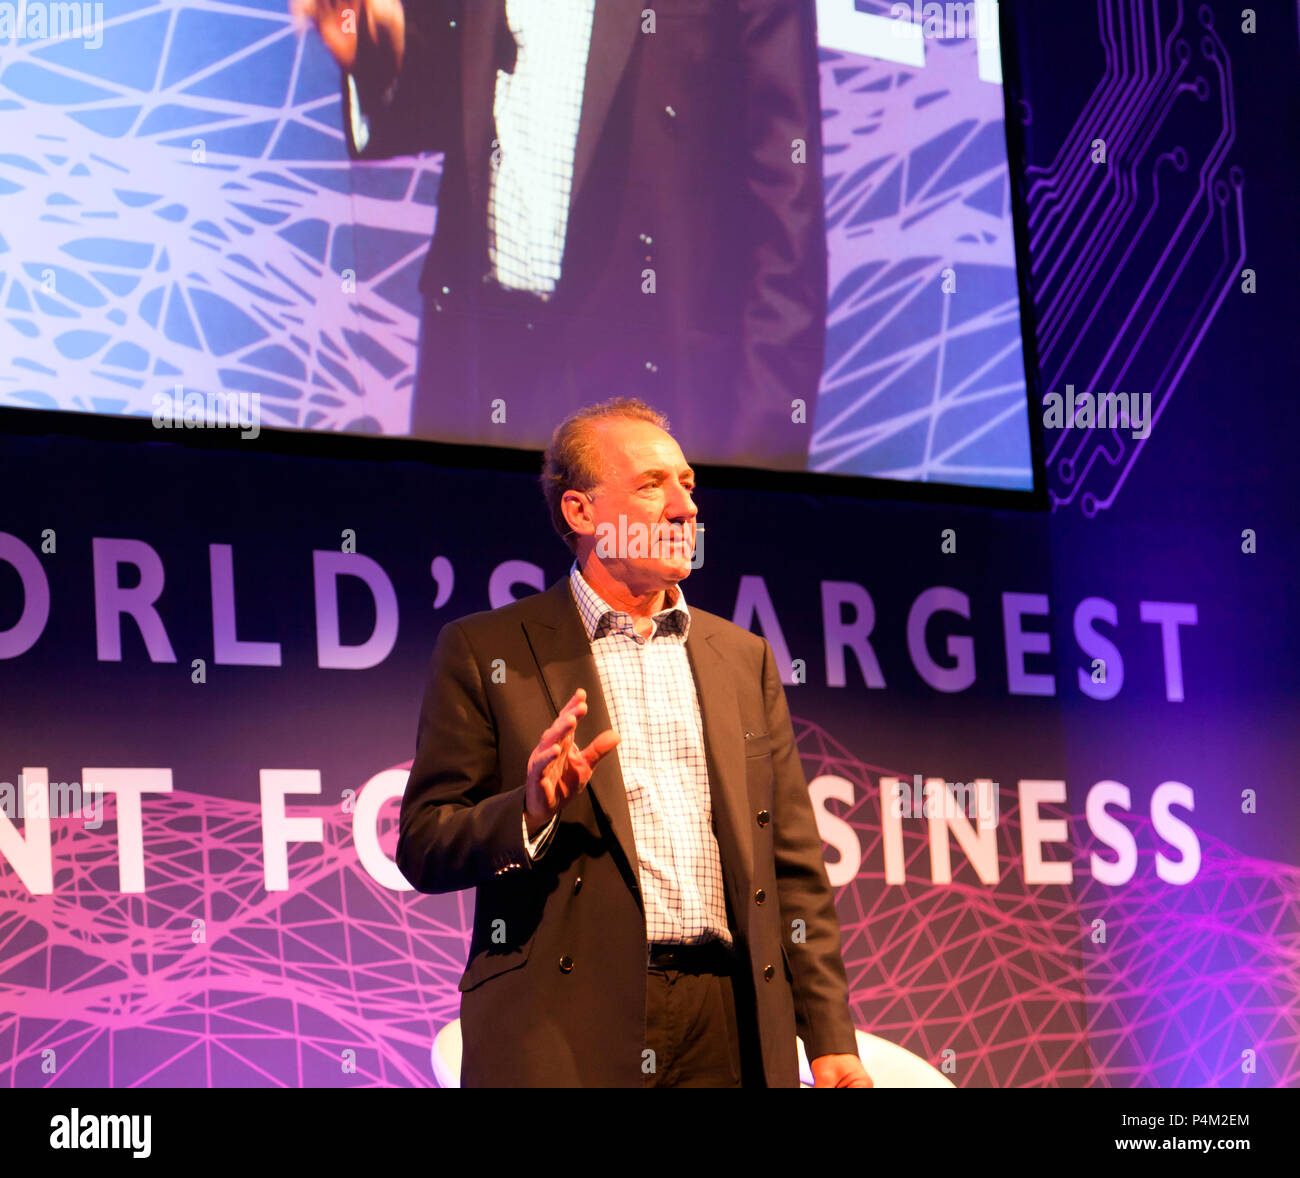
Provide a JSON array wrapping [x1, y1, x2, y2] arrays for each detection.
[[570, 0, 641, 203], [460, 0, 501, 223], [685, 618, 756, 906]]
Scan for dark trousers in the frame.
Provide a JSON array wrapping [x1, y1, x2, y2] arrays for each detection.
[[642, 945, 766, 1088]]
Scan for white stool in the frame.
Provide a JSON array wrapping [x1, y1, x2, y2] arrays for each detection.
[[431, 1019, 463, 1089]]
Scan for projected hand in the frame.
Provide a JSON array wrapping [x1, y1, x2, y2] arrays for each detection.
[[525, 690, 620, 836], [291, 0, 405, 83]]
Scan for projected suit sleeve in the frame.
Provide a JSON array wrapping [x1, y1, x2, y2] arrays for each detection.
[[734, 0, 828, 452]]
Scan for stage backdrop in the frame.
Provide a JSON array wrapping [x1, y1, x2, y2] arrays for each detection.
[[1, 0, 1297, 1087]]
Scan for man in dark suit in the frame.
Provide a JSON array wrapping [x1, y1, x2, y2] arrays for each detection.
[[396, 397, 871, 1086], [298, 0, 826, 469]]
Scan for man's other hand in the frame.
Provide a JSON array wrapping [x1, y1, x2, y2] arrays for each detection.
[[811, 1053, 874, 1088], [291, 0, 405, 83], [525, 689, 619, 835]]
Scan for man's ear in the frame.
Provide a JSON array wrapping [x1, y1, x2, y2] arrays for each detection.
[[561, 489, 595, 543]]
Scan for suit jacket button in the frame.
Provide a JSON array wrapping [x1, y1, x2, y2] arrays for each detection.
[[559, 955, 574, 973], [755, 888, 766, 905], [763, 964, 775, 981], [573, 876, 583, 895], [756, 809, 770, 827]]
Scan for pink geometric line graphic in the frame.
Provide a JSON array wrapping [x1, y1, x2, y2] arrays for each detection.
[[2, 726, 1296, 1086], [0, 761, 469, 1087], [797, 718, 1298, 1087]]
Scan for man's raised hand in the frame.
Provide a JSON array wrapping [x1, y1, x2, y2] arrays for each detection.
[[291, 0, 405, 83], [525, 689, 619, 836]]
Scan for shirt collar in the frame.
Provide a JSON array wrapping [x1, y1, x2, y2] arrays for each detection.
[[568, 561, 691, 642]]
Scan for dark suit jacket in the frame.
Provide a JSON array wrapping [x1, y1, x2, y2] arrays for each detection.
[[342, 0, 827, 468], [398, 575, 858, 1086]]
